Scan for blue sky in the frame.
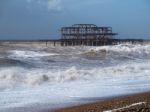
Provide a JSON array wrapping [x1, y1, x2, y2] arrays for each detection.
[[0, 0, 150, 39]]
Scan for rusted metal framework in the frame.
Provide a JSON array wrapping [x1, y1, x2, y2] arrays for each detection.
[[61, 24, 117, 46]]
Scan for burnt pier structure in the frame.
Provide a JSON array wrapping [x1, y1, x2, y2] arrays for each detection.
[[61, 24, 118, 46]]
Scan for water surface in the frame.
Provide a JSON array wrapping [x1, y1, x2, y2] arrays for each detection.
[[0, 44, 150, 112]]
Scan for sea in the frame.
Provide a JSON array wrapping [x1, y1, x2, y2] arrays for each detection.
[[0, 43, 150, 112]]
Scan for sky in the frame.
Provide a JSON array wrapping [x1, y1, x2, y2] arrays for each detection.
[[0, 0, 150, 40]]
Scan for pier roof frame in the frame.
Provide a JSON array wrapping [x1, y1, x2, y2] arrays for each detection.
[[72, 24, 97, 28], [61, 24, 117, 39]]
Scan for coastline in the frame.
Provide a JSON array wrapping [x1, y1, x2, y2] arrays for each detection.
[[54, 91, 150, 112]]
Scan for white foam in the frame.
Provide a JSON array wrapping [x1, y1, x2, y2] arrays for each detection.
[[0, 58, 150, 87], [8, 50, 58, 59], [0, 44, 150, 111], [83, 44, 150, 59], [104, 102, 146, 112]]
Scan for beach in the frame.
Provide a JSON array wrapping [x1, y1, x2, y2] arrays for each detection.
[[56, 92, 150, 112]]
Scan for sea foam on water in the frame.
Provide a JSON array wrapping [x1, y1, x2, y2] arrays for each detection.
[[0, 44, 150, 112]]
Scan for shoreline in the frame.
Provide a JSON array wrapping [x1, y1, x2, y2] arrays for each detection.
[[54, 91, 150, 112]]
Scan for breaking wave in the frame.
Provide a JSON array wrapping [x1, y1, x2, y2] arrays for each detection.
[[0, 44, 150, 111], [0, 59, 150, 89], [6, 44, 150, 61], [80, 44, 150, 59], [0, 44, 150, 89], [8, 50, 58, 59]]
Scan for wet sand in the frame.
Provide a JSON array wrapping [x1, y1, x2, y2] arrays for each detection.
[[55, 92, 150, 112]]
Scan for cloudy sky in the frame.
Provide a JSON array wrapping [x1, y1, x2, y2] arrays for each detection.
[[0, 0, 150, 39]]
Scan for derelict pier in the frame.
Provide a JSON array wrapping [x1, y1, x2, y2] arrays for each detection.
[[61, 24, 117, 46]]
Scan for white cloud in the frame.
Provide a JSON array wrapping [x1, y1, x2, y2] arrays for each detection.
[[47, 0, 61, 11], [26, 0, 62, 11]]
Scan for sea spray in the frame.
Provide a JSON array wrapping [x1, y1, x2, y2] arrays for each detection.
[[0, 44, 150, 112]]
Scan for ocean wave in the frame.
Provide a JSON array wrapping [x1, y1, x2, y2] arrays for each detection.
[[8, 50, 59, 59], [0, 44, 150, 111], [0, 58, 34, 68], [80, 44, 150, 60], [0, 60, 150, 89], [6, 44, 150, 61]]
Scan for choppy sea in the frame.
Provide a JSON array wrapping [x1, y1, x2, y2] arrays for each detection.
[[0, 44, 150, 112]]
